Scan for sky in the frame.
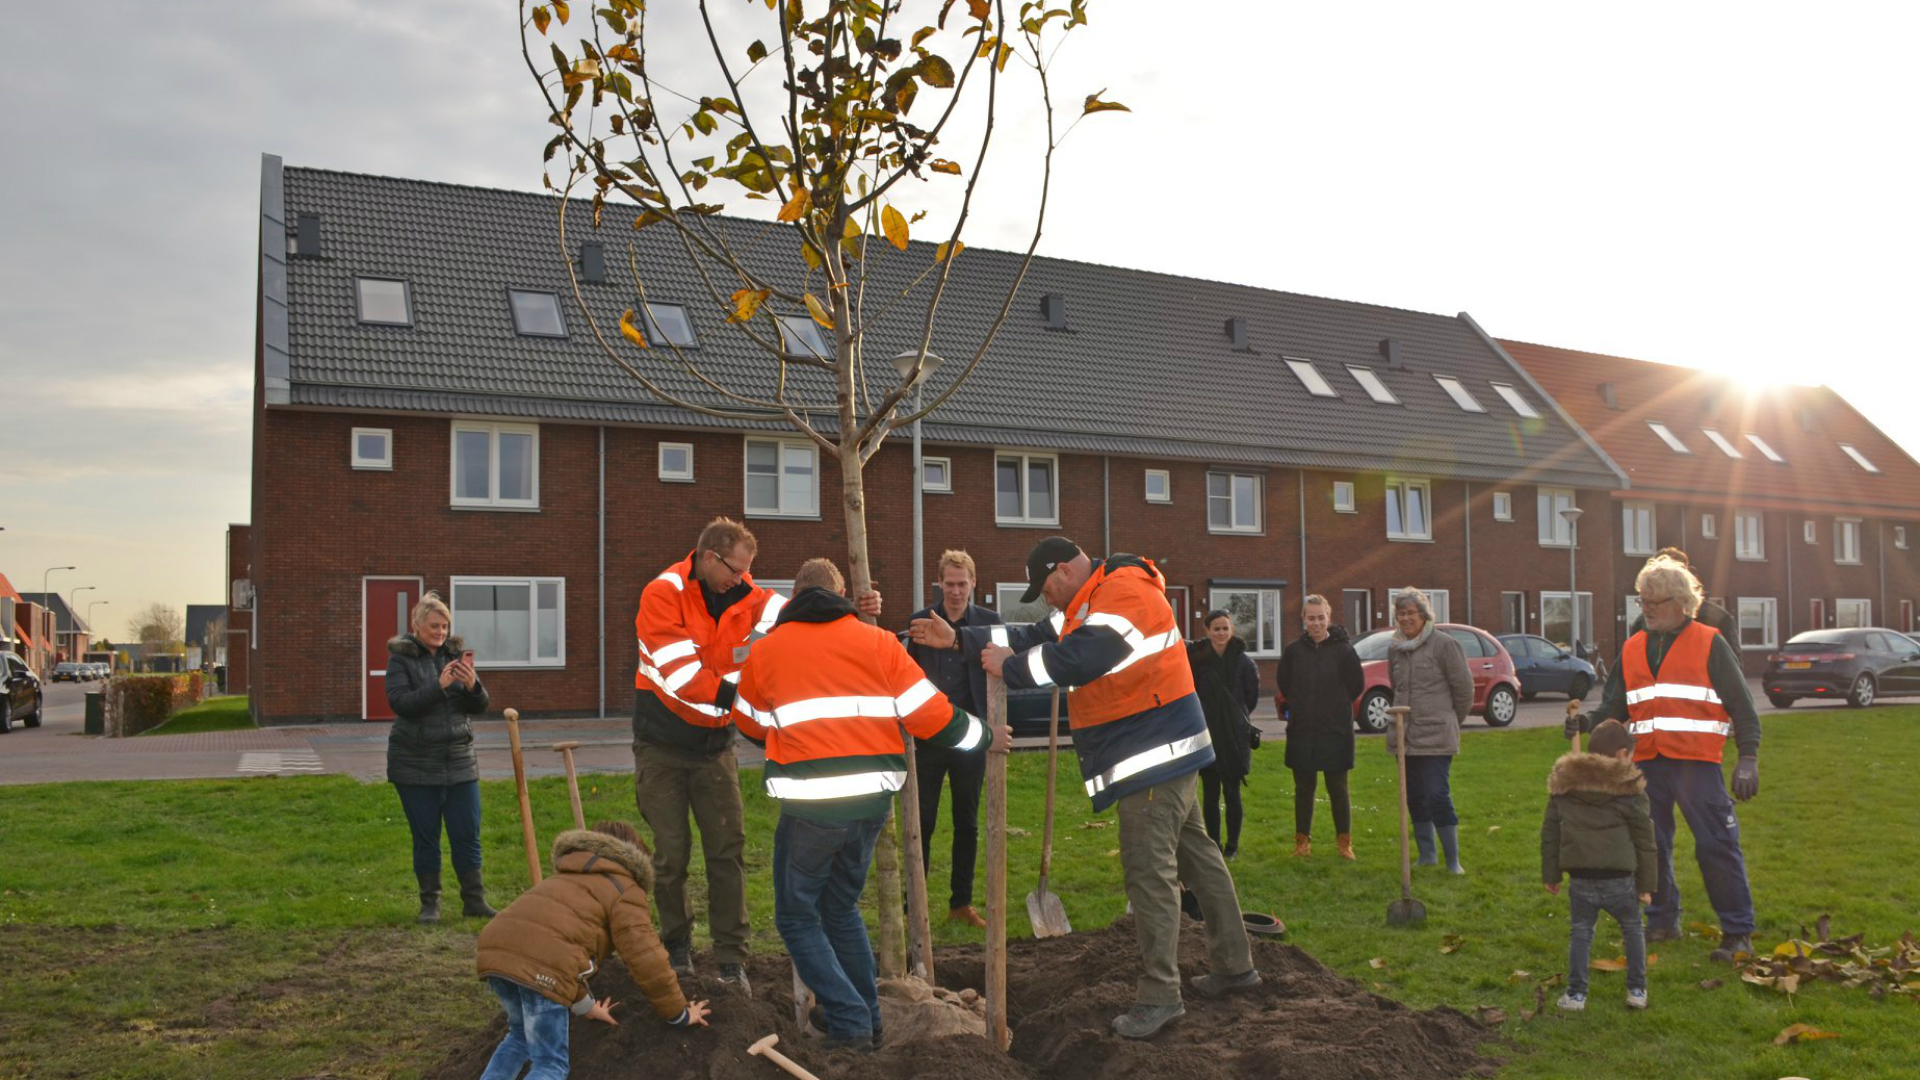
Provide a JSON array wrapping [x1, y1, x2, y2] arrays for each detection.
[[3, 0, 1917, 641]]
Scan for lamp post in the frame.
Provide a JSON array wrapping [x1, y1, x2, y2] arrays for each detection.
[[70, 586, 96, 655], [890, 350, 946, 612], [42, 565, 74, 665], [1560, 507, 1584, 659], [87, 600, 109, 639]]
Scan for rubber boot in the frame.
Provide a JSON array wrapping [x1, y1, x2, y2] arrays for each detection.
[[457, 867, 497, 918], [1412, 821, 1438, 866], [1335, 834, 1355, 860], [1291, 833, 1311, 858], [416, 873, 441, 925], [1437, 825, 1465, 875]]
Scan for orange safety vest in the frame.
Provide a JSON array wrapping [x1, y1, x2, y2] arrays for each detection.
[[1050, 560, 1194, 730], [1621, 620, 1731, 764], [633, 552, 785, 729]]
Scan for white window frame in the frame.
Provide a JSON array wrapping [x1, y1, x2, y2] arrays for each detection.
[[658, 442, 694, 483], [1332, 480, 1355, 514], [1804, 520, 1818, 545], [1701, 428, 1743, 459], [1701, 513, 1717, 539], [1389, 587, 1451, 626], [994, 583, 1055, 627], [922, 456, 952, 494], [1835, 518, 1862, 564], [1385, 477, 1432, 541], [1490, 382, 1540, 418], [1538, 591, 1593, 650], [1433, 375, 1486, 412], [1624, 593, 1643, 630], [1839, 443, 1880, 473], [450, 421, 540, 510], [1647, 421, 1691, 454], [1622, 501, 1656, 556], [1347, 365, 1399, 403], [1208, 586, 1284, 657], [995, 451, 1060, 526], [1206, 471, 1264, 535], [449, 575, 565, 668], [1734, 510, 1765, 561], [1896, 525, 1909, 550], [1492, 491, 1513, 522], [1745, 433, 1785, 463], [1736, 597, 1777, 650], [1835, 598, 1872, 629], [351, 427, 393, 471], [1537, 487, 1576, 547], [744, 436, 820, 518], [1144, 468, 1172, 504], [1284, 357, 1339, 397]]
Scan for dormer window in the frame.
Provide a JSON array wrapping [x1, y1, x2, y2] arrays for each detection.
[[1647, 422, 1690, 453], [1490, 382, 1540, 419], [1433, 375, 1485, 412], [1839, 443, 1880, 473], [1701, 428, 1743, 459], [1284, 358, 1338, 398]]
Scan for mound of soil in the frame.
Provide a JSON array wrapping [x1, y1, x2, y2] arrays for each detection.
[[425, 917, 1497, 1080]]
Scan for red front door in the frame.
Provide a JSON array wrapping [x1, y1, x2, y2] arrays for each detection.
[[364, 577, 423, 721]]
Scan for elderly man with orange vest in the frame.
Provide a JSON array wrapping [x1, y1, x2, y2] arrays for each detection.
[[731, 557, 1006, 1054], [1568, 554, 1760, 962], [910, 536, 1256, 1040], [632, 517, 879, 994]]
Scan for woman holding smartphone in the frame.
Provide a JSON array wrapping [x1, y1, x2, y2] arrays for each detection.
[[386, 591, 494, 923]]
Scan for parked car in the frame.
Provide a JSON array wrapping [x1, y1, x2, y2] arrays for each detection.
[[1497, 634, 1598, 701], [1294, 623, 1521, 734], [51, 662, 84, 683], [2, 653, 43, 732], [92, 662, 113, 681], [1762, 628, 1920, 709]]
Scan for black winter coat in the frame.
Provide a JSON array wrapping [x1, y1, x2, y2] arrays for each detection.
[[1188, 639, 1260, 781], [1276, 627, 1364, 773], [385, 634, 489, 786]]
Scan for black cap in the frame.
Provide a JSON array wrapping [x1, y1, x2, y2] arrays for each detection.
[[1020, 536, 1082, 603]]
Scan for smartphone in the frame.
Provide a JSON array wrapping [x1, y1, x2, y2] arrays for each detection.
[[461, 650, 475, 667]]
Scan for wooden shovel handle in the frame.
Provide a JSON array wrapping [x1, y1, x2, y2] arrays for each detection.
[[1038, 686, 1061, 885]]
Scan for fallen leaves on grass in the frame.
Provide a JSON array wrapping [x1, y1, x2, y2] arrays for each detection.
[[1519, 984, 1547, 1021], [1736, 918, 1920, 1001], [1474, 1005, 1506, 1025], [1079, 820, 1110, 830], [1773, 1023, 1841, 1045], [1438, 934, 1467, 954], [1368, 957, 1387, 969], [1698, 978, 1724, 990], [1687, 920, 1721, 940], [1507, 969, 1530, 984], [1591, 954, 1656, 972]]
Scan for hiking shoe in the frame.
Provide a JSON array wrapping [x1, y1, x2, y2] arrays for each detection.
[[1626, 988, 1648, 1010], [1111, 1001, 1184, 1039], [666, 940, 694, 977], [822, 1034, 875, 1054], [1191, 969, 1262, 999], [1556, 991, 1586, 1012], [949, 905, 987, 928], [1645, 923, 1684, 942], [1708, 934, 1752, 964], [718, 962, 751, 995]]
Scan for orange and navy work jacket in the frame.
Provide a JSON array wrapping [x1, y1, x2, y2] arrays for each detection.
[[730, 588, 984, 821], [1621, 620, 1731, 764], [633, 552, 786, 746], [966, 555, 1212, 811]]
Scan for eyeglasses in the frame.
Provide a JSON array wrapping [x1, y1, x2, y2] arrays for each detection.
[[709, 549, 749, 578], [1637, 595, 1676, 607]]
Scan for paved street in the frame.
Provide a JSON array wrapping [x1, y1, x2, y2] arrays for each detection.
[[1, 677, 1856, 787]]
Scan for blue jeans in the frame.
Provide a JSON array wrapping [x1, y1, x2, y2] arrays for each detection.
[[1404, 754, 1458, 827], [1566, 876, 1646, 995], [1640, 757, 1755, 934], [480, 976, 570, 1080], [773, 811, 887, 1041], [393, 780, 484, 877]]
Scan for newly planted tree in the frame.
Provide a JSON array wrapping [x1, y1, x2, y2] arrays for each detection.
[[522, 0, 1120, 974]]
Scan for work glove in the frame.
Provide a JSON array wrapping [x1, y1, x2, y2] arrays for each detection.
[[1731, 755, 1759, 801], [1562, 710, 1587, 740]]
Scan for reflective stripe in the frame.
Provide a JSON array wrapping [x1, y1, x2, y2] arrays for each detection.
[[1085, 612, 1142, 637], [765, 770, 906, 801], [656, 571, 685, 590], [1110, 629, 1183, 673], [1625, 683, 1723, 706], [1048, 612, 1067, 635], [754, 593, 788, 635], [1027, 650, 1054, 687], [989, 626, 1010, 649], [662, 660, 703, 693], [650, 639, 698, 665], [1628, 717, 1733, 737], [952, 713, 986, 751], [1084, 730, 1214, 796], [896, 679, 938, 715], [759, 687, 938, 729], [733, 695, 772, 725], [721, 670, 741, 685], [637, 661, 727, 717]]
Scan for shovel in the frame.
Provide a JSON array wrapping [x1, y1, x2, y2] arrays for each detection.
[[1566, 701, 1582, 754], [1026, 686, 1072, 938], [1385, 705, 1426, 926]]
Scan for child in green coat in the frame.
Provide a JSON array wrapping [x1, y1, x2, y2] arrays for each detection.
[[1542, 719, 1657, 1011]]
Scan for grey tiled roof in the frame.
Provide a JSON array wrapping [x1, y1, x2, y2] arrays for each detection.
[[270, 159, 1625, 488]]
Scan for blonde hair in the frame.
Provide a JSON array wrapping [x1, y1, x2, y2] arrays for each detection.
[[1302, 594, 1330, 610], [936, 549, 977, 582], [1635, 556, 1703, 615], [794, 557, 845, 594], [697, 517, 758, 558], [410, 591, 452, 632]]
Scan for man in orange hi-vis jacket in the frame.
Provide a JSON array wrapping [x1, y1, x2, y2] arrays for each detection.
[[731, 557, 1007, 1054]]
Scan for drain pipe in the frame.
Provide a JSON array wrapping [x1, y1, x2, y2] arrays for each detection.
[[598, 426, 607, 720], [1103, 456, 1111, 555], [1297, 470, 1307, 600], [1463, 481, 1474, 627]]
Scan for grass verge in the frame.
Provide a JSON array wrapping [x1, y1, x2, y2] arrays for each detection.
[[137, 695, 256, 736]]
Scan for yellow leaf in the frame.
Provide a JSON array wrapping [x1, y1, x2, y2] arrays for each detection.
[[1508, 970, 1531, 984], [777, 187, 811, 223], [1368, 957, 1387, 969], [1590, 957, 1627, 972], [532, 5, 551, 35], [928, 158, 962, 175], [618, 309, 648, 348], [1486, 825, 1502, 834], [934, 240, 964, 263], [553, 0, 569, 24], [803, 293, 834, 330], [727, 288, 771, 323], [800, 242, 822, 270], [966, 0, 989, 18], [1773, 1022, 1841, 1045], [1439, 934, 1467, 955], [881, 204, 909, 250], [1774, 940, 1815, 957], [1082, 89, 1131, 115], [1688, 921, 1722, 940], [1105, 849, 1119, 857]]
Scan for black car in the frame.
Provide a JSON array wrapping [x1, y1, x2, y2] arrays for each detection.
[[1763, 627, 1920, 709], [51, 662, 85, 683], [2, 653, 44, 732], [1497, 634, 1599, 701]]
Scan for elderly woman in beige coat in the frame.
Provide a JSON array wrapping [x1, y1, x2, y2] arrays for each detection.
[[1387, 588, 1474, 873]]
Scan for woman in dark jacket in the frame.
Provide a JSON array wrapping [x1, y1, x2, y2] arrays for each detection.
[[1188, 610, 1261, 859], [1275, 594, 1365, 859], [387, 591, 494, 923]]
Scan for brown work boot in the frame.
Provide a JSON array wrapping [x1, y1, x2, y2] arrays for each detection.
[[1292, 833, 1311, 857], [1335, 834, 1355, 860], [949, 905, 986, 928]]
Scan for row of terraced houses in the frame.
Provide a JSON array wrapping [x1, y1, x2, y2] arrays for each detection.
[[228, 156, 1920, 724]]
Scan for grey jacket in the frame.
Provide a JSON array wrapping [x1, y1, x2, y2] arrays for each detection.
[[385, 634, 489, 786], [1385, 622, 1472, 757]]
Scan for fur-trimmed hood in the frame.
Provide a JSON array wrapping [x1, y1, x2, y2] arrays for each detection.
[[387, 633, 466, 658], [551, 828, 654, 891], [1548, 752, 1646, 798]]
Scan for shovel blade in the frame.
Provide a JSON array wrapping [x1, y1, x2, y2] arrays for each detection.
[[1027, 888, 1072, 938], [1386, 898, 1428, 926]]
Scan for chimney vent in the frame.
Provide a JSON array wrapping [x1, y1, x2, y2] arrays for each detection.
[[1226, 317, 1248, 351], [295, 212, 321, 258], [1599, 382, 1619, 410], [1041, 293, 1067, 330], [1799, 407, 1817, 432], [581, 241, 606, 283], [1378, 338, 1403, 367]]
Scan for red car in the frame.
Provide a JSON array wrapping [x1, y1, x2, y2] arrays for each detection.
[[1276, 623, 1523, 734]]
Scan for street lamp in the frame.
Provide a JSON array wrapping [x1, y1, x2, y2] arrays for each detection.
[[1559, 507, 1584, 659], [891, 349, 946, 613], [41, 565, 74, 667], [87, 600, 109, 638], [70, 586, 96, 654]]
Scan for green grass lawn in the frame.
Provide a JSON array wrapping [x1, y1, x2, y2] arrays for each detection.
[[1, 710, 1915, 1078], [137, 695, 256, 736]]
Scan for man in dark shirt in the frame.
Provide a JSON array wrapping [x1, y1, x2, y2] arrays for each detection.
[[903, 550, 1002, 928]]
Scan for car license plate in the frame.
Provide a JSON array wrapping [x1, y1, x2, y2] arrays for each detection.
[[1783, 661, 1812, 670]]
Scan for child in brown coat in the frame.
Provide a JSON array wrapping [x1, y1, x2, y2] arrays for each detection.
[[475, 821, 711, 1079]]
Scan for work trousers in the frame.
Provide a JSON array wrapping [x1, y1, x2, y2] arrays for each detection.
[[1116, 770, 1254, 1006], [1198, 771, 1243, 853], [1641, 756, 1755, 935], [1566, 876, 1647, 996], [773, 811, 887, 1043], [1291, 768, 1352, 835], [479, 976, 570, 1080], [632, 739, 751, 963], [1404, 754, 1459, 827], [392, 780, 483, 877], [915, 741, 985, 910]]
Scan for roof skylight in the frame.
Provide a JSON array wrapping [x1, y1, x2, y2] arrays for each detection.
[[1347, 365, 1399, 404], [1647, 422, 1691, 453], [1433, 375, 1486, 412], [1284, 358, 1339, 398], [1701, 428, 1743, 459], [1744, 433, 1785, 463], [507, 289, 567, 337], [777, 314, 831, 360], [1490, 382, 1540, 418], [1839, 443, 1880, 473]]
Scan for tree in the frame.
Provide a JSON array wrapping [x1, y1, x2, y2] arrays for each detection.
[[522, 0, 1119, 975], [128, 603, 184, 656]]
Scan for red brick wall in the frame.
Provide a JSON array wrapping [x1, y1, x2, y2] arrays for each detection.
[[226, 524, 253, 696]]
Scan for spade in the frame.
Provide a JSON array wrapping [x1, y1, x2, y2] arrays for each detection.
[[1386, 705, 1427, 926]]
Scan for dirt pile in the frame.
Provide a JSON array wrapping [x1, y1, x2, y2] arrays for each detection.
[[424, 917, 1496, 1080]]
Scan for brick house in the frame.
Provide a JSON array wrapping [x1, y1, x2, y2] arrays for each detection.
[[1505, 340, 1920, 674], [244, 156, 1626, 724]]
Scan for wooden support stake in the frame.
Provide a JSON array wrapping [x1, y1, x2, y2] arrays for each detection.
[[503, 708, 541, 885], [901, 736, 935, 981], [552, 740, 586, 830], [984, 673, 1009, 1051]]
